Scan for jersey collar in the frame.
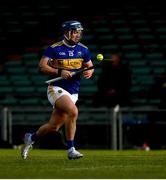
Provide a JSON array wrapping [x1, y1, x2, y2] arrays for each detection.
[[63, 40, 76, 48]]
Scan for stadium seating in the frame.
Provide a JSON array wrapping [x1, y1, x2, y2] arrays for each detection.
[[0, 0, 166, 108]]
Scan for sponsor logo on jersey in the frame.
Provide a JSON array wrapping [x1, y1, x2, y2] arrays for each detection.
[[51, 59, 83, 69], [59, 52, 66, 55]]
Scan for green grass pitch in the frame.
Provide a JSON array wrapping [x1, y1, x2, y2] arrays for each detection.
[[0, 149, 166, 178]]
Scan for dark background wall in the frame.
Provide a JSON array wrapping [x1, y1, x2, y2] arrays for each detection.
[[1, 0, 166, 150]]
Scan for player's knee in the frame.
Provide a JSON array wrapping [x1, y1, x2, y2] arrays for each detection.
[[69, 106, 78, 119]]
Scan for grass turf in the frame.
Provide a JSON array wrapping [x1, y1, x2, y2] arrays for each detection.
[[0, 149, 166, 178]]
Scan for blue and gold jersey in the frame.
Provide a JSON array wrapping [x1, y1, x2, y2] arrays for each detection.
[[43, 40, 91, 94]]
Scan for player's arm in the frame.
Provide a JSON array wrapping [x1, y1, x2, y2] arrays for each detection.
[[39, 56, 58, 75], [83, 60, 94, 79], [39, 56, 72, 79]]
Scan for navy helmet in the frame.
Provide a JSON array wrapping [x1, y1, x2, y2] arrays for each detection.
[[62, 20, 83, 31]]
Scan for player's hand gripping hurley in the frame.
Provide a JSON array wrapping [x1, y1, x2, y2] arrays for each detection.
[[45, 66, 95, 84], [45, 54, 111, 84]]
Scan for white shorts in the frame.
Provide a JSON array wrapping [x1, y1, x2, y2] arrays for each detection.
[[47, 86, 78, 106]]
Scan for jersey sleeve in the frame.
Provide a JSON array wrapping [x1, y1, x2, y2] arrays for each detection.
[[83, 48, 91, 63], [43, 46, 54, 59]]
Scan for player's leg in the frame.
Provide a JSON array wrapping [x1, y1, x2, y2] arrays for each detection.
[[21, 86, 68, 160], [21, 108, 67, 160], [55, 95, 83, 159], [34, 86, 78, 140], [33, 94, 83, 159], [35, 108, 67, 136], [21, 86, 82, 159]]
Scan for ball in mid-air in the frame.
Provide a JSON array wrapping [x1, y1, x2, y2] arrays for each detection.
[[97, 54, 104, 61]]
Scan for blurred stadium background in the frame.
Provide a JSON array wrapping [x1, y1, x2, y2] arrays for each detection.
[[0, 0, 166, 150]]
